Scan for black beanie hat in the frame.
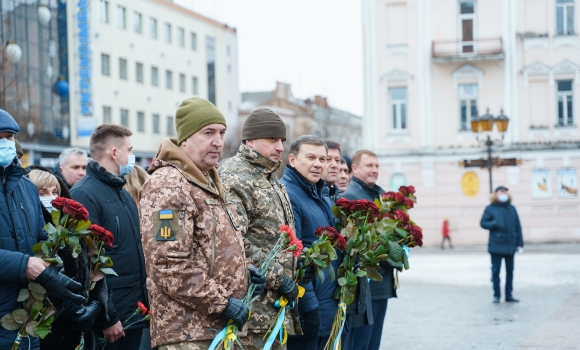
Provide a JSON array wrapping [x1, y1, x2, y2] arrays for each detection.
[[242, 108, 286, 141]]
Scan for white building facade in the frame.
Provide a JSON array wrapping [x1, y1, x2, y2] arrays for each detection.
[[67, 0, 240, 163], [362, 0, 580, 246]]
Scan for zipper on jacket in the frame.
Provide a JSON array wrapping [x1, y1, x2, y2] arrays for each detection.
[[19, 203, 32, 236], [114, 216, 120, 248], [209, 212, 217, 278], [4, 176, 19, 250]]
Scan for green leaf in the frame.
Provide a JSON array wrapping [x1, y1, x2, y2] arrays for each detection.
[[75, 220, 91, 231], [31, 242, 44, 255], [332, 206, 341, 219], [41, 243, 51, 257], [28, 283, 46, 295], [68, 235, 80, 258], [388, 241, 403, 262], [34, 315, 54, 339], [313, 258, 327, 268], [338, 277, 347, 286], [395, 227, 408, 238], [0, 314, 21, 330], [355, 270, 367, 277], [26, 321, 39, 337], [12, 309, 28, 324], [31, 293, 45, 301], [51, 210, 61, 227], [328, 264, 335, 283], [386, 258, 404, 268], [362, 267, 383, 281], [100, 267, 118, 276], [17, 289, 29, 302]]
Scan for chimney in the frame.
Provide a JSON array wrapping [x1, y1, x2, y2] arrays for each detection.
[[275, 82, 292, 99]]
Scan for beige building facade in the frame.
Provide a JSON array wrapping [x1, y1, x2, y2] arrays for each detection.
[[362, 0, 580, 247]]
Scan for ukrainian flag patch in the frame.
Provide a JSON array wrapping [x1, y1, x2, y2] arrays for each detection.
[[159, 209, 173, 220]]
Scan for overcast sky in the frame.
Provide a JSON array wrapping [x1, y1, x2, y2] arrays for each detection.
[[175, 0, 364, 116]]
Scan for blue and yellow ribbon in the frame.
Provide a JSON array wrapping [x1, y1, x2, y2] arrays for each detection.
[[208, 320, 237, 350], [263, 286, 305, 350], [332, 302, 347, 350]]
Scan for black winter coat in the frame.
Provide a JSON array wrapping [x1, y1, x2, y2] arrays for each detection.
[[480, 195, 524, 255], [71, 161, 148, 330], [0, 160, 47, 350], [343, 177, 397, 301]]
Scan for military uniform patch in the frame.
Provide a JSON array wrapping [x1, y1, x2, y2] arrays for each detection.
[[154, 209, 177, 241]]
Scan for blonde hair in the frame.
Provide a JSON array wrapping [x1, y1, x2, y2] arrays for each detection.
[[28, 170, 61, 196], [124, 164, 149, 207]]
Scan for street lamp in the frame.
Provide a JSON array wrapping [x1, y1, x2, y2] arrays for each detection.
[[471, 108, 510, 193]]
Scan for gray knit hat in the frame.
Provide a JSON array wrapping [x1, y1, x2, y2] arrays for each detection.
[[242, 108, 286, 141]]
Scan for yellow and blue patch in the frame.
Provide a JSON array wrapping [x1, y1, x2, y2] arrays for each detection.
[[159, 209, 173, 220]]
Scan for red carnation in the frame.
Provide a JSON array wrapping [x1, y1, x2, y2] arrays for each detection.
[[63, 199, 89, 221], [137, 301, 149, 315], [394, 210, 409, 223], [51, 197, 67, 211]]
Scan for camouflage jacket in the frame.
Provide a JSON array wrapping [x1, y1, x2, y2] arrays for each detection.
[[139, 138, 247, 348], [219, 144, 300, 335]]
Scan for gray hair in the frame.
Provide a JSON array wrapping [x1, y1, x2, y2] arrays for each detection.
[[59, 148, 88, 166], [289, 135, 328, 155]]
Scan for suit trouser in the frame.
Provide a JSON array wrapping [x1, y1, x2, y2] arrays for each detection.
[[491, 253, 514, 298], [343, 299, 388, 350]]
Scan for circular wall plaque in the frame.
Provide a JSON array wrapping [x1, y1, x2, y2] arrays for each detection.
[[462, 172, 480, 197]]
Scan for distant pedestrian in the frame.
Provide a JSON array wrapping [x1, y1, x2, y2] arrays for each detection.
[[441, 218, 453, 249], [71, 125, 149, 350], [56, 147, 88, 189], [480, 186, 524, 304]]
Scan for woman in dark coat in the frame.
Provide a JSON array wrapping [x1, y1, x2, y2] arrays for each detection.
[[26, 166, 108, 350]]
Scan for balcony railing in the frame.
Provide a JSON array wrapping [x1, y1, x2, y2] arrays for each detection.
[[432, 37, 504, 62]]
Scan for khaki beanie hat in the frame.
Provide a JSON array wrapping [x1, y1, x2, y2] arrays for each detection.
[[242, 108, 287, 141], [176, 97, 227, 145]]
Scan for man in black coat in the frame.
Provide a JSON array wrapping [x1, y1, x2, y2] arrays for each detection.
[[343, 150, 395, 350], [71, 124, 149, 350], [480, 186, 524, 303]]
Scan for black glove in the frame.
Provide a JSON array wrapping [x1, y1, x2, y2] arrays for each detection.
[[35, 264, 84, 305], [248, 266, 266, 298], [297, 260, 314, 285], [277, 275, 298, 302], [301, 309, 320, 342], [71, 300, 101, 333], [221, 298, 250, 330]]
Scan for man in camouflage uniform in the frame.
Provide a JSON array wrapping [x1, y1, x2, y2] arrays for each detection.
[[219, 108, 313, 349], [140, 98, 265, 350]]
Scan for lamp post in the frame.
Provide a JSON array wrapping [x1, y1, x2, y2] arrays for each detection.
[[469, 108, 510, 193]]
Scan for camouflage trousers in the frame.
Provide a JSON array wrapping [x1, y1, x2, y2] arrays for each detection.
[[156, 333, 285, 350]]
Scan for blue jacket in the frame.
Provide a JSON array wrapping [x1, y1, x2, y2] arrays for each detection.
[[0, 159, 47, 350], [280, 165, 338, 337], [480, 194, 524, 255], [344, 176, 397, 301]]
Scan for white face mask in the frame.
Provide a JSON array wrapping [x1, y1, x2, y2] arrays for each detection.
[[498, 194, 509, 202], [39, 195, 57, 211]]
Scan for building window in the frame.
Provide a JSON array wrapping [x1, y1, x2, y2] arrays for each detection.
[[152, 114, 160, 134], [179, 74, 186, 92], [227, 64, 231, 73], [134, 12, 142, 33], [136, 62, 143, 83], [120, 109, 129, 127], [191, 32, 197, 50], [101, 54, 110, 76], [206, 36, 216, 104], [167, 116, 175, 136], [227, 45, 231, 55], [556, 0, 575, 35], [192, 77, 198, 95], [390, 88, 407, 130], [166, 70, 173, 89], [150, 17, 157, 39], [557, 80, 574, 126], [100, 0, 109, 23], [459, 84, 478, 130], [117, 5, 126, 28], [164, 23, 171, 43], [459, 1, 476, 53], [151, 66, 159, 86], [119, 58, 127, 79], [137, 112, 145, 132], [103, 106, 112, 123], [178, 27, 185, 47]]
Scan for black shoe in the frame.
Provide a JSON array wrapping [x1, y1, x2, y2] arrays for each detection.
[[506, 297, 519, 302], [493, 297, 500, 303]]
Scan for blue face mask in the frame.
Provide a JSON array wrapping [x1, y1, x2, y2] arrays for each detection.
[[0, 138, 16, 168], [498, 194, 509, 202], [115, 150, 135, 177]]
